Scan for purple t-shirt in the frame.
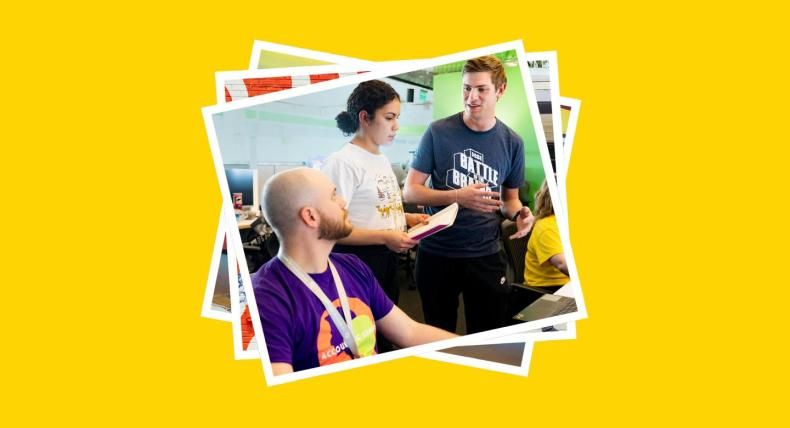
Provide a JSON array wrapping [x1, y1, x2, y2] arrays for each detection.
[[251, 253, 395, 372]]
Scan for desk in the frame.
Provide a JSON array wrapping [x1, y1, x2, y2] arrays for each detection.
[[211, 252, 231, 312], [237, 218, 256, 230], [440, 342, 525, 366], [555, 283, 573, 297], [511, 282, 576, 324]]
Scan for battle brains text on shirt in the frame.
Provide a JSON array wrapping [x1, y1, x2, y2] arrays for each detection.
[[446, 149, 500, 191]]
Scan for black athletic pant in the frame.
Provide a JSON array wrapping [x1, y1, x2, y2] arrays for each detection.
[[415, 249, 510, 334]]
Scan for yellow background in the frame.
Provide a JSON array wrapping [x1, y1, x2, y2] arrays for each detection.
[[3, 1, 788, 425]]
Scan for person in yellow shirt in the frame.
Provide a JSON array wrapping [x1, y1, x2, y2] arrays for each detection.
[[524, 180, 569, 292]]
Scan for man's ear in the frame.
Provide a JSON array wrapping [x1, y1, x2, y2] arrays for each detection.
[[298, 206, 320, 228], [496, 83, 506, 100]]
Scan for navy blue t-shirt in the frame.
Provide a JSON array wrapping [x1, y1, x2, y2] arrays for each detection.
[[411, 112, 525, 257]]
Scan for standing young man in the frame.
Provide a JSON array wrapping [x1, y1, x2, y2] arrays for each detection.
[[403, 55, 535, 334]]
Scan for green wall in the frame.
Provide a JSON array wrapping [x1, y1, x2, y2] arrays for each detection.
[[432, 67, 545, 209]]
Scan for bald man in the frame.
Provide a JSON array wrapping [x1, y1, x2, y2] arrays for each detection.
[[252, 168, 456, 375]]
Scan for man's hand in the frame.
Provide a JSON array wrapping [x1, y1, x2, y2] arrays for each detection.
[[405, 213, 430, 228], [455, 183, 504, 213], [383, 231, 419, 253], [508, 206, 536, 239]]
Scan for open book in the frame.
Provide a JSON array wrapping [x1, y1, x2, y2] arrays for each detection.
[[406, 203, 459, 240]]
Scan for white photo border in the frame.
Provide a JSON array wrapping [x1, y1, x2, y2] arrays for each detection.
[[202, 41, 586, 385], [203, 43, 584, 376]]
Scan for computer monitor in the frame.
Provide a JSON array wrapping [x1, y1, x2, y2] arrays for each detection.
[[225, 168, 259, 209]]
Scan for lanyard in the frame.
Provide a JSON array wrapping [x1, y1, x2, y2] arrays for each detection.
[[278, 254, 361, 358]]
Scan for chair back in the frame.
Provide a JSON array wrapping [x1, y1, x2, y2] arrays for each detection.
[[500, 219, 530, 284]]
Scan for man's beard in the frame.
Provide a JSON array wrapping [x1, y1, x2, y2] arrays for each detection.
[[316, 208, 353, 241]]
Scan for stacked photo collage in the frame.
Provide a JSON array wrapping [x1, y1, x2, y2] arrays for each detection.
[[200, 40, 586, 386]]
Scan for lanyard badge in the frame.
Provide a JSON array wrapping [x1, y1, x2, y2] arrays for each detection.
[[279, 254, 363, 358]]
